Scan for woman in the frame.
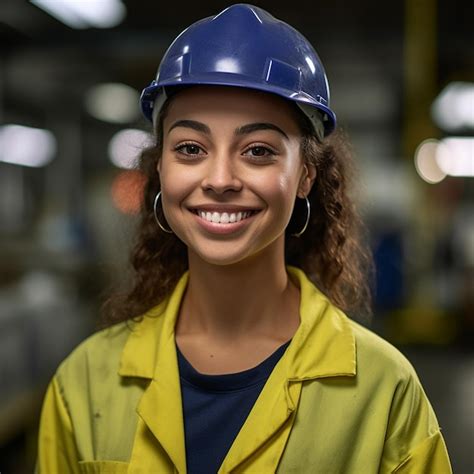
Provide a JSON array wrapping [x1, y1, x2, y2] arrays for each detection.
[[37, 4, 452, 473]]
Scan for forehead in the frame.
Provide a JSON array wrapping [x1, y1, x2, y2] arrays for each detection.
[[164, 86, 301, 133]]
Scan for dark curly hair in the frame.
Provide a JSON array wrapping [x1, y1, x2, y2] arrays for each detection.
[[101, 93, 374, 327]]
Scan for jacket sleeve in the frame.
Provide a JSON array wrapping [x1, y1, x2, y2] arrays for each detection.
[[380, 366, 452, 474], [36, 377, 81, 474], [393, 430, 452, 473]]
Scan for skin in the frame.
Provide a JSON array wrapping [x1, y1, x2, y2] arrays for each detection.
[[158, 86, 316, 374]]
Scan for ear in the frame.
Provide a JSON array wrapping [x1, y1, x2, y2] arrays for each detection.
[[297, 163, 317, 198]]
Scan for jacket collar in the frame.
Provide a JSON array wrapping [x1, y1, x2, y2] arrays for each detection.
[[119, 268, 355, 473], [118, 266, 356, 381], [118, 272, 188, 379], [284, 266, 356, 380]]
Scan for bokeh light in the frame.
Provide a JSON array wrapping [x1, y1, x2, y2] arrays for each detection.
[[108, 128, 151, 169], [431, 82, 474, 132], [85, 83, 140, 124], [414, 139, 447, 184], [0, 124, 56, 168], [436, 137, 474, 177], [110, 169, 147, 215]]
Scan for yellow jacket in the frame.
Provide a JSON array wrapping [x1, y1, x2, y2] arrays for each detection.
[[37, 267, 452, 473]]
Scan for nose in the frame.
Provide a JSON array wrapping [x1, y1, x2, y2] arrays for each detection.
[[201, 154, 242, 194]]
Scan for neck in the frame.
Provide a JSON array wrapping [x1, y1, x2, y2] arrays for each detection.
[[177, 240, 300, 343]]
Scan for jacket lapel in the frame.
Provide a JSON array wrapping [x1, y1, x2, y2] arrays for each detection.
[[219, 267, 356, 472], [136, 376, 185, 473], [120, 274, 190, 473], [219, 363, 302, 472]]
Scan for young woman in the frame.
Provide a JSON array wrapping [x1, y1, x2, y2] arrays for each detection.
[[37, 4, 452, 473]]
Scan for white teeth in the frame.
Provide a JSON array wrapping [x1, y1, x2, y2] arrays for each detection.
[[196, 210, 255, 224]]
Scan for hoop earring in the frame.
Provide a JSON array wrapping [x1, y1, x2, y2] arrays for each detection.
[[153, 191, 173, 234], [291, 196, 310, 237]]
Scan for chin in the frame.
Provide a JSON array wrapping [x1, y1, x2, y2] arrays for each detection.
[[188, 234, 284, 268], [192, 247, 254, 267]]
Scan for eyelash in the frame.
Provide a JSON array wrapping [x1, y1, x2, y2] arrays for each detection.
[[174, 142, 205, 157], [244, 143, 277, 161], [173, 142, 278, 161]]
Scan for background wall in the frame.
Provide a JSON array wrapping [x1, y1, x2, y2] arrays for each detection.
[[0, 0, 473, 472]]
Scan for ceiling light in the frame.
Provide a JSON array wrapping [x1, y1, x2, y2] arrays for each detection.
[[436, 137, 474, 177], [431, 82, 474, 132], [31, 0, 126, 29], [0, 124, 56, 168], [414, 139, 447, 184], [108, 128, 151, 169], [85, 83, 140, 124]]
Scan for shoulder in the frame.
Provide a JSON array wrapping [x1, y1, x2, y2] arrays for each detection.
[[52, 291, 174, 396], [349, 319, 442, 437], [345, 323, 450, 469], [349, 320, 417, 380], [55, 321, 133, 387], [346, 319, 437, 423]]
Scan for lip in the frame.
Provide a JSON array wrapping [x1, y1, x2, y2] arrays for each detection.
[[189, 208, 261, 235]]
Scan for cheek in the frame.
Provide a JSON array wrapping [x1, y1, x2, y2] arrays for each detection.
[[158, 163, 187, 222], [159, 156, 194, 198], [277, 148, 304, 192], [250, 171, 299, 219], [259, 161, 301, 197]]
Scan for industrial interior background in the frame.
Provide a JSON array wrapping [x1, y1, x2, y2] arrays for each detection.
[[0, 0, 473, 472]]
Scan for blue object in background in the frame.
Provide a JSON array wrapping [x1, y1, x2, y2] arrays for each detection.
[[373, 228, 405, 312]]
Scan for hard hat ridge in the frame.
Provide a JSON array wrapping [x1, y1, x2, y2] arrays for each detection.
[[140, 4, 336, 138]]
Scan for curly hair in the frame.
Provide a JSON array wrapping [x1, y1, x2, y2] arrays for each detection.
[[101, 95, 374, 327]]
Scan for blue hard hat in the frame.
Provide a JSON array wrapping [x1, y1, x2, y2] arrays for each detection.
[[140, 4, 336, 137]]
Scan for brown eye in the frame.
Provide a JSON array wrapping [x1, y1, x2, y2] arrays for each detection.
[[251, 147, 267, 156], [174, 143, 205, 157], [183, 144, 201, 155], [243, 145, 276, 161]]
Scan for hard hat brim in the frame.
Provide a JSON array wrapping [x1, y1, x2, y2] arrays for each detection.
[[141, 75, 336, 137]]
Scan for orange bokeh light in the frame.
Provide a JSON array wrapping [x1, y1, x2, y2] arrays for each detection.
[[111, 170, 147, 215]]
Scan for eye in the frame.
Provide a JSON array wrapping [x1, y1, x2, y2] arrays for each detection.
[[175, 142, 205, 157], [243, 145, 276, 160], [248, 146, 268, 156]]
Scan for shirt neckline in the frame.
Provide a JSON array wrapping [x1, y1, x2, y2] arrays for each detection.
[[176, 340, 291, 392]]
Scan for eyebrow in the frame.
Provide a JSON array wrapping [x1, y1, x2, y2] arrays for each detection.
[[168, 120, 289, 140], [235, 122, 289, 140], [168, 120, 211, 135]]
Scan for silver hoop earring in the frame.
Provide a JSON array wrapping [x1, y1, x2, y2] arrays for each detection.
[[291, 196, 310, 237], [153, 191, 173, 234]]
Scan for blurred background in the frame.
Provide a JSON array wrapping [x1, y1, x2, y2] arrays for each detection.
[[0, 0, 472, 472]]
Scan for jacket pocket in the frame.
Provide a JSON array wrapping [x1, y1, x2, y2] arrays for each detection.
[[78, 461, 129, 473]]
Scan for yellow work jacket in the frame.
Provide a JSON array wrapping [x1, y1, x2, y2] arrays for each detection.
[[37, 267, 452, 473]]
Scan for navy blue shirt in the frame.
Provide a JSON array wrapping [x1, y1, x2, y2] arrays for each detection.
[[177, 340, 291, 474]]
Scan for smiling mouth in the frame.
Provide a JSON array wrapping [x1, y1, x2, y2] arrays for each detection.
[[191, 209, 260, 224]]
